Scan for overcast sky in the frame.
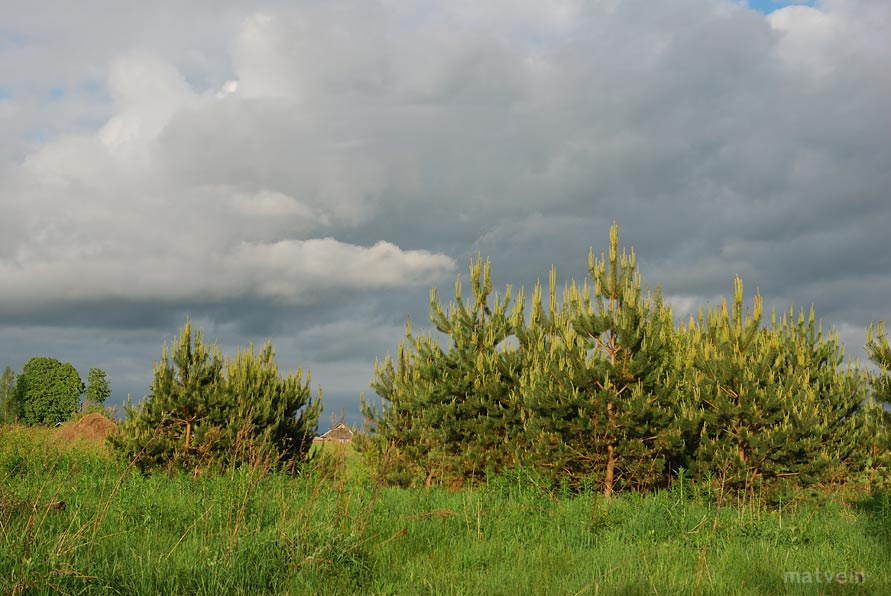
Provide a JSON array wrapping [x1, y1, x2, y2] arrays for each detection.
[[1, 0, 889, 426]]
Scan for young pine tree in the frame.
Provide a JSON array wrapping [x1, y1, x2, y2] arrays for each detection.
[[867, 322, 891, 402], [112, 321, 225, 470], [519, 224, 686, 495], [772, 306, 865, 485], [365, 256, 524, 486], [223, 343, 321, 468], [862, 323, 891, 486], [687, 278, 864, 490], [112, 321, 321, 472]]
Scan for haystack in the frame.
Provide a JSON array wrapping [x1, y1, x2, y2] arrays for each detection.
[[55, 412, 118, 443]]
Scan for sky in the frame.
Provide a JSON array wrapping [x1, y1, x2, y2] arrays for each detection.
[[1, 0, 889, 427]]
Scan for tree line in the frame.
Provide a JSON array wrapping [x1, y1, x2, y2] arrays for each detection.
[[363, 224, 891, 494], [0, 360, 110, 425], [0, 322, 323, 473], [4, 224, 889, 488]]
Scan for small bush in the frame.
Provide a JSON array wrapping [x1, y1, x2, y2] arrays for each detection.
[[110, 321, 322, 472]]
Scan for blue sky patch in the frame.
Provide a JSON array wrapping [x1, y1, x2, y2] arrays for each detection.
[[0, 30, 29, 51], [748, 0, 817, 14], [80, 79, 103, 94], [49, 87, 66, 100]]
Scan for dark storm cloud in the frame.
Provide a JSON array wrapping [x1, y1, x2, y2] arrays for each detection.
[[0, 0, 889, 420]]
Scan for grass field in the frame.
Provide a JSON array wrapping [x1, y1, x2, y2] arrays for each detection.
[[1, 424, 889, 595]]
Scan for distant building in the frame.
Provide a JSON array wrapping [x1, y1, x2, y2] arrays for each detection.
[[313, 422, 354, 444]]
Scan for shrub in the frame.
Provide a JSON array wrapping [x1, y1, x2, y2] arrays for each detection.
[[111, 321, 322, 472]]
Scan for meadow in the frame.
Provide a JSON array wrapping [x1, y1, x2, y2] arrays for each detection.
[[1, 424, 889, 596]]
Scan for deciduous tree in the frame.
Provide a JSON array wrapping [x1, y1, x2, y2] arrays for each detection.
[[0, 367, 15, 423], [13, 357, 84, 425], [85, 367, 112, 405]]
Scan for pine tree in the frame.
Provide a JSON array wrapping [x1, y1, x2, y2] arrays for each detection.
[[863, 322, 891, 486], [867, 322, 891, 403], [518, 224, 686, 495], [513, 266, 584, 485], [222, 343, 321, 468], [687, 278, 864, 490], [112, 321, 225, 469], [362, 335, 419, 485], [111, 321, 321, 471], [773, 306, 865, 484], [365, 256, 524, 486], [363, 224, 869, 494]]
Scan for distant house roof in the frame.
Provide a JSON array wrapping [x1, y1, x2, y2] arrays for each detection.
[[316, 422, 354, 443]]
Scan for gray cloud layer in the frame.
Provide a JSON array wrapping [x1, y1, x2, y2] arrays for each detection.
[[1, 0, 889, 421]]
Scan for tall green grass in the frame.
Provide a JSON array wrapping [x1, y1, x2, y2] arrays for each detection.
[[1, 424, 888, 595]]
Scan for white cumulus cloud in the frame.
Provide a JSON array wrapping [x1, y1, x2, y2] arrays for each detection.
[[0, 47, 456, 311]]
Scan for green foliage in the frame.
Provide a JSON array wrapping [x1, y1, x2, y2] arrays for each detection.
[[518, 224, 688, 494], [366, 225, 689, 492], [364, 256, 525, 485], [867, 322, 891, 404], [12, 357, 84, 425], [222, 344, 322, 466], [684, 277, 866, 490], [366, 223, 872, 494], [0, 367, 14, 423], [863, 322, 891, 487], [85, 367, 112, 405], [111, 321, 322, 472]]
